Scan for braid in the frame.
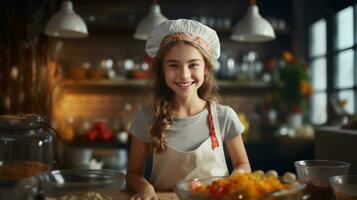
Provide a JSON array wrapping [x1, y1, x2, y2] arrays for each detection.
[[150, 97, 172, 153]]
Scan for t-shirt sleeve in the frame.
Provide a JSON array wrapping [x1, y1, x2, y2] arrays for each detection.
[[220, 106, 245, 141], [129, 107, 151, 143]]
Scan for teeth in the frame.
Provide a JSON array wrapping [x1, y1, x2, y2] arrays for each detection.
[[177, 82, 192, 87]]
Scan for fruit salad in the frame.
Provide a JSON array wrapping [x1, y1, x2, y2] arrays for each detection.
[[189, 170, 297, 199]]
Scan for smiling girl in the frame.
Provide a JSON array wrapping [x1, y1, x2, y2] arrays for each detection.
[[126, 19, 251, 200]]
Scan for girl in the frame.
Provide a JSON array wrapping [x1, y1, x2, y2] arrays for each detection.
[[126, 19, 251, 200]]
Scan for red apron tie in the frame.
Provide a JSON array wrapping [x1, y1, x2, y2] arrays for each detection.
[[207, 103, 219, 150]]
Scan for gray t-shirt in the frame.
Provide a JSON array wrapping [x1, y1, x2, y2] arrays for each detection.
[[129, 103, 245, 151]]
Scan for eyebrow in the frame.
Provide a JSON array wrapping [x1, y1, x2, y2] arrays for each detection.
[[164, 59, 203, 64]]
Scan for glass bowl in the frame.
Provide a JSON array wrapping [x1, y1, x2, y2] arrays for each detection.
[[294, 160, 350, 200], [330, 175, 357, 200], [294, 160, 351, 184], [0, 175, 41, 199], [38, 169, 125, 200], [175, 176, 306, 200]]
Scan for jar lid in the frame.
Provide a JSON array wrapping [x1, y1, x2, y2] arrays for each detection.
[[0, 114, 45, 130]]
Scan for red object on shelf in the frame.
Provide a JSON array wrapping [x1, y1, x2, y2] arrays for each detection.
[[131, 70, 149, 80], [85, 122, 114, 142], [291, 104, 303, 113], [86, 129, 98, 141]]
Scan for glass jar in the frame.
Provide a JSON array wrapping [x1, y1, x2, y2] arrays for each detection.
[[0, 114, 53, 181]]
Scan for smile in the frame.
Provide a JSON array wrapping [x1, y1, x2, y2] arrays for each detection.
[[175, 82, 194, 88]]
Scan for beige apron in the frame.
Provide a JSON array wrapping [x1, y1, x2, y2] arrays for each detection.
[[149, 102, 229, 190]]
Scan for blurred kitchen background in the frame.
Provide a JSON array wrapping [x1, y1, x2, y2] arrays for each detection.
[[1, 0, 357, 175]]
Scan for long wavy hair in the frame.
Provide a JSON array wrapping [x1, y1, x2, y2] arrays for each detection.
[[150, 40, 220, 153]]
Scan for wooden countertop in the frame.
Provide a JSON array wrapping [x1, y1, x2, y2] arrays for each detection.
[[120, 191, 179, 200]]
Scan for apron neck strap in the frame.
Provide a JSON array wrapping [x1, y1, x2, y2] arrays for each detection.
[[207, 102, 219, 150]]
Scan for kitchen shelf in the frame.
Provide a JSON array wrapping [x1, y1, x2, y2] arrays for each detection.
[[62, 79, 280, 95], [63, 79, 149, 94], [217, 80, 280, 95], [61, 140, 130, 149]]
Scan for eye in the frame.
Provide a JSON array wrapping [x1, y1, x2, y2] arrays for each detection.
[[189, 63, 199, 69], [167, 64, 179, 68]]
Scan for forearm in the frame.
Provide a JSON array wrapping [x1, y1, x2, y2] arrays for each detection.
[[226, 134, 251, 174], [126, 172, 155, 192]]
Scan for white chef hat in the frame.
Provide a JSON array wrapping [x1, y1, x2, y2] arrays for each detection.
[[145, 19, 221, 59]]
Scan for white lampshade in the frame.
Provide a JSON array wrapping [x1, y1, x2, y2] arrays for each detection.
[[44, 0, 88, 38], [231, 4, 275, 42], [134, 4, 168, 40]]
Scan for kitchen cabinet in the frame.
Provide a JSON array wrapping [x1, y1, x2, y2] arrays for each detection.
[[241, 136, 314, 175], [315, 127, 357, 174]]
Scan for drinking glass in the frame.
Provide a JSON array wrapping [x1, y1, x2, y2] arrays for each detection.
[[330, 175, 357, 200]]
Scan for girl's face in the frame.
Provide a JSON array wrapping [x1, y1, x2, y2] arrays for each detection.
[[163, 43, 207, 100]]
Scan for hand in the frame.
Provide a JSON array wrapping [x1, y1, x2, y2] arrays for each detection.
[[231, 168, 246, 175], [130, 185, 158, 200]]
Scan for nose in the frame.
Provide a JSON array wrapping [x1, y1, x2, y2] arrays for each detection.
[[179, 65, 190, 79]]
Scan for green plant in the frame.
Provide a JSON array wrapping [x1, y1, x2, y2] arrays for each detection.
[[278, 51, 312, 113]]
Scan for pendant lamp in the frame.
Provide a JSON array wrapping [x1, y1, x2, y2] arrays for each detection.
[[231, 0, 275, 42], [44, 0, 88, 38], [134, 2, 168, 40]]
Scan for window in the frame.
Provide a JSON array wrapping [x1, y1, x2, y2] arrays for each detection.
[[335, 50, 354, 89], [334, 7, 355, 115], [336, 7, 354, 50], [310, 20, 326, 57], [309, 19, 327, 125], [309, 5, 356, 124]]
